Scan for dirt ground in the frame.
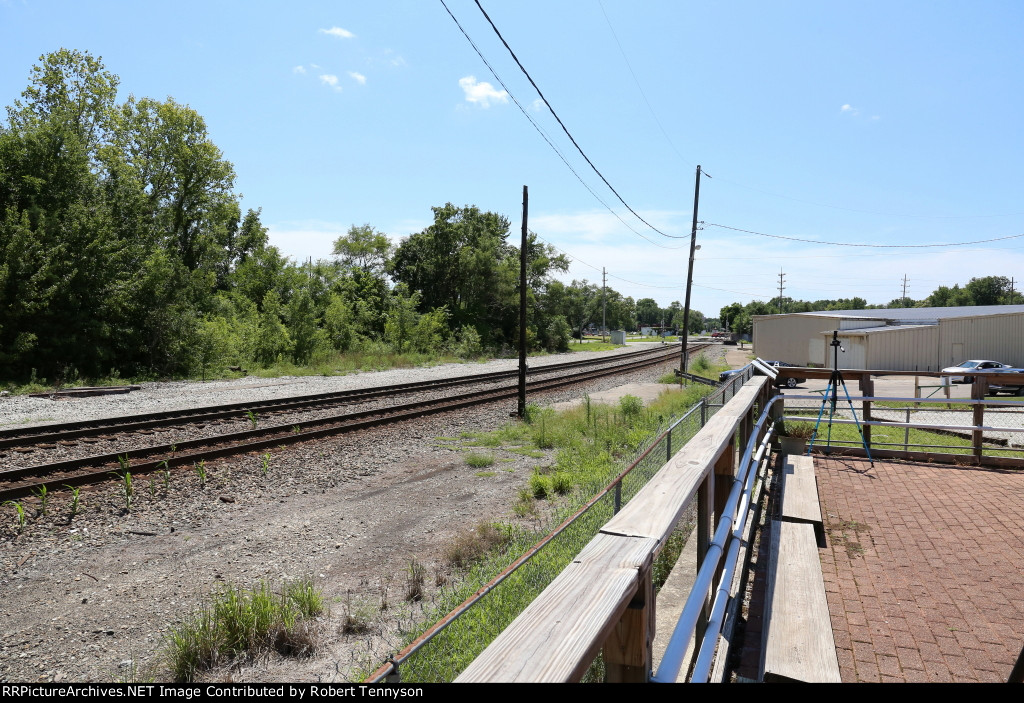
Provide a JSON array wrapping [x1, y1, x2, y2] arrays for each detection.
[[1, 351, 726, 684]]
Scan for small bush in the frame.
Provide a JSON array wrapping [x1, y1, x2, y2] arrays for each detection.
[[529, 472, 550, 499], [550, 472, 573, 495], [619, 394, 643, 419], [444, 523, 512, 569]]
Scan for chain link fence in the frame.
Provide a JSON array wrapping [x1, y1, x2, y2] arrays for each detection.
[[365, 367, 754, 683]]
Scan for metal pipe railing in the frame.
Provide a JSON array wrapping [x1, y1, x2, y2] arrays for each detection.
[[657, 388, 1024, 683], [653, 393, 780, 683]]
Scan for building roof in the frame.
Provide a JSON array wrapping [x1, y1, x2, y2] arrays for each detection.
[[760, 305, 1024, 323]]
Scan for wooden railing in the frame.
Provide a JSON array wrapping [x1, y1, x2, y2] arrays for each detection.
[[456, 376, 772, 683]]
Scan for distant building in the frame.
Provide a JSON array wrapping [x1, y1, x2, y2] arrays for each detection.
[[752, 305, 1024, 371]]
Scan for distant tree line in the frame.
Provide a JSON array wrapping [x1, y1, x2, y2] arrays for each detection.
[[0, 50, 703, 384], [718, 277, 1024, 335]]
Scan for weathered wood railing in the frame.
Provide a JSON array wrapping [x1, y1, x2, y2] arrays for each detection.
[[456, 376, 773, 682]]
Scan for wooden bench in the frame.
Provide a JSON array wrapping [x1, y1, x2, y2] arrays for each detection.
[[761, 453, 841, 683], [779, 454, 825, 546]]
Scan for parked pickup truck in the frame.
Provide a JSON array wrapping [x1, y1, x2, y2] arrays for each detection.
[[987, 368, 1024, 396]]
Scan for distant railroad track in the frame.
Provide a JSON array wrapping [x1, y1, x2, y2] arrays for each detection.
[[0, 343, 711, 502]]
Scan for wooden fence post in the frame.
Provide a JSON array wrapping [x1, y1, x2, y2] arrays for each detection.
[[604, 558, 655, 682], [972, 378, 987, 463], [859, 373, 873, 448]]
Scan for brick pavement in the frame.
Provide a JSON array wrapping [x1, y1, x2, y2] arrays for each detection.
[[815, 456, 1024, 682]]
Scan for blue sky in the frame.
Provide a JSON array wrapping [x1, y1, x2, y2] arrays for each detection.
[[3, 1, 1024, 318]]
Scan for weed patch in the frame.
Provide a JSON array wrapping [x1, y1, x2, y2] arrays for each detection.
[[165, 577, 325, 682], [465, 453, 495, 468]]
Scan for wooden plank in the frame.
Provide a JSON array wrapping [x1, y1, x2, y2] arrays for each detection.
[[602, 378, 768, 544], [762, 521, 841, 683], [456, 535, 658, 683], [779, 455, 823, 537]]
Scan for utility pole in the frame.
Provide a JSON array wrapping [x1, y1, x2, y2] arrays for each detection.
[[778, 268, 786, 314], [681, 165, 705, 373], [901, 274, 909, 305], [1010, 277, 1016, 304], [602, 267, 607, 343], [518, 186, 528, 419]]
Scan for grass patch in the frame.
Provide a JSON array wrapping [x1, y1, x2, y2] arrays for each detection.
[[568, 342, 625, 352], [474, 471, 496, 478], [465, 453, 496, 468], [506, 446, 546, 458], [165, 577, 325, 682], [789, 410, 1022, 458]]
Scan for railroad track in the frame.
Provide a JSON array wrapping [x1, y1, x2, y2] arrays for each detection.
[[0, 343, 712, 501]]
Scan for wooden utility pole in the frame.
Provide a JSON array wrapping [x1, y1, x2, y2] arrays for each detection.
[[518, 186, 528, 419], [602, 267, 607, 342], [778, 268, 785, 314], [681, 165, 702, 373]]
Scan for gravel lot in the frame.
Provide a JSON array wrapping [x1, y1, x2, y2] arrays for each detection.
[[0, 343, 722, 683]]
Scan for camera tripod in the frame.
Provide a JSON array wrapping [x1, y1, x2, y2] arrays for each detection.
[[807, 331, 874, 465]]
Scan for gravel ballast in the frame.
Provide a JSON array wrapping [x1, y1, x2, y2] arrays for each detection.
[[0, 343, 725, 683]]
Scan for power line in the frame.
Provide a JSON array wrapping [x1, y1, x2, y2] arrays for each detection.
[[438, 0, 683, 250], [597, 0, 695, 172], [472, 0, 683, 240], [703, 222, 1024, 248]]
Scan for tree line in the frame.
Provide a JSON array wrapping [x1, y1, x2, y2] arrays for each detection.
[[0, 50, 705, 384], [719, 276, 1024, 335]]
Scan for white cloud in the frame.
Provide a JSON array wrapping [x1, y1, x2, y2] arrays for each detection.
[[310, 63, 322, 70], [458, 76, 508, 108], [292, 65, 306, 74], [840, 104, 859, 115], [319, 74, 342, 92], [319, 27, 355, 39], [531, 99, 544, 112], [348, 71, 367, 85], [383, 49, 406, 67]]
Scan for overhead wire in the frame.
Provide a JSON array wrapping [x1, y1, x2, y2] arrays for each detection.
[[472, 0, 684, 240], [704, 222, 1024, 248], [438, 0, 684, 250]]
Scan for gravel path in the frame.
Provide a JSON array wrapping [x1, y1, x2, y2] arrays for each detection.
[[0, 343, 722, 684]]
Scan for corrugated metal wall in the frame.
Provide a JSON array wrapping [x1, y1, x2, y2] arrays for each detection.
[[937, 313, 1024, 368], [752, 314, 839, 365], [755, 310, 1024, 371], [865, 326, 939, 371]]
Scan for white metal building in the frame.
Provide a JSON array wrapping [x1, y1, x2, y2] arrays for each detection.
[[751, 305, 1024, 371]]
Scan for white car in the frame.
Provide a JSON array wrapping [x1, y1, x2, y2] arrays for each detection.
[[941, 359, 1009, 383]]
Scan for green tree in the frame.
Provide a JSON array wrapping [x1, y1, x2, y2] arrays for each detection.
[[332, 224, 392, 277]]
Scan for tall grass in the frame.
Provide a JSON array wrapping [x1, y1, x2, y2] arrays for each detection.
[[166, 577, 325, 682]]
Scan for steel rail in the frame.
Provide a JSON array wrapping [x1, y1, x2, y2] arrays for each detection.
[[0, 345, 702, 448], [0, 346, 693, 501]]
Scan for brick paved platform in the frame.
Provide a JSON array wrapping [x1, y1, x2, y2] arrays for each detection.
[[815, 456, 1024, 683]]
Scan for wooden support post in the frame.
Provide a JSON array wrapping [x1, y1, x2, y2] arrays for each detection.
[[711, 431, 736, 626], [768, 387, 783, 448], [972, 378, 987, 463], [859, 373, 873, 448], [603, 559, 655, 682], [695, 471, 713, 646]]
